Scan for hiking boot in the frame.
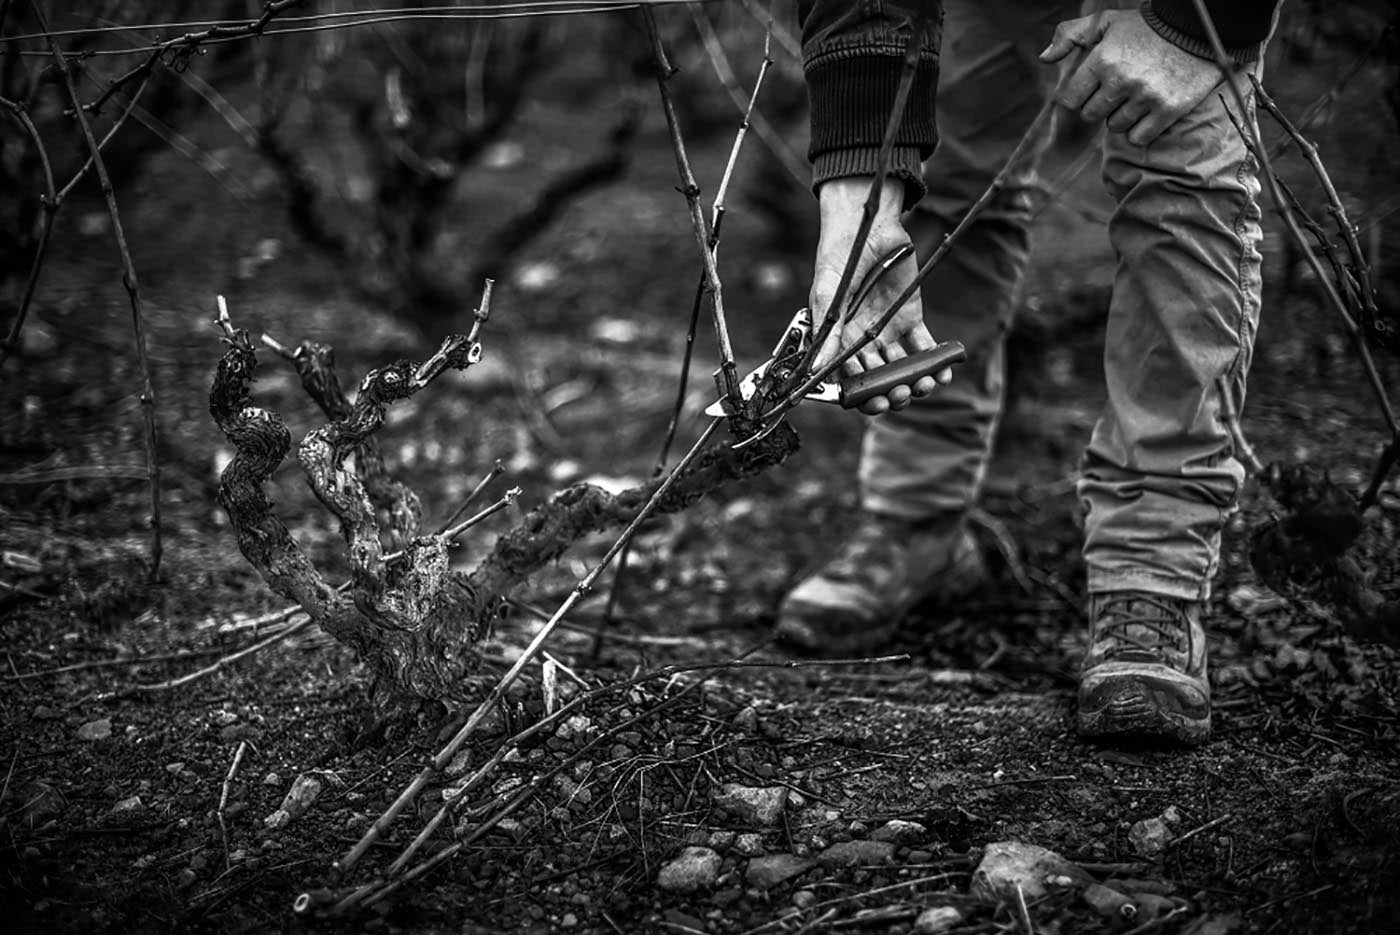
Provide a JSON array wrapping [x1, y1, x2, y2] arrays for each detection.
[[1077, 591, 1211, 746], [775, 513, 986, 654]]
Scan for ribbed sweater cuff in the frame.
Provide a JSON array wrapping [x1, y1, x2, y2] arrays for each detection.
[[1143, 0, 1264, 65], [812, 146, 928, 211], [806, 51, 938, 211]]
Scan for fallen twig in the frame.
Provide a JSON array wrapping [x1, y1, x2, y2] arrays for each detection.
[[218, 741, 249, 870]]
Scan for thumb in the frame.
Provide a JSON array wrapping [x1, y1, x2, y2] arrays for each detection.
[[1040, 14, 1107, 63]]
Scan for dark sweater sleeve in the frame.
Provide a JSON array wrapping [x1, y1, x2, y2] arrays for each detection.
[[1144, 0, 1281, 64], [798, 0, 942, 210]]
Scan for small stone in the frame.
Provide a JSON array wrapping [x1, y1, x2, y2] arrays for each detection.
[[1083, 883, 1136, 920], [446, 748, 472, 777], [560, 912, 578, 927], [714, 784, 787, 826], [792, 890, 817, 909], [818, 840, 896, 867], [1128, 818, 1173, 859], [711, 886, 743, 907], [165, 762, 185, 775], [661, 909, 706, 933], [735, 833, 765, 856], [32, 705, 59, 720], [906, 850, 935, 864], [745, 854, 815, 889], [219, 723, 258, 743], [970, 842, 1091, 902], [77, 718, 112, 741], [494, 818, 526, 840], [733, 707, 759, 733], [913, 906, 964, 934], [278, 774, 323, 820], [871, 819, 927, 845], [111, 795, 145, 816], [263, 772, 280, 786], [657, 847, 722, 894], [707, 831, 736, 850], [1133, 892, 1184, 921]]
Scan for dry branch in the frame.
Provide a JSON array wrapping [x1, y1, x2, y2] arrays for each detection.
[[39, 4, 164, 575], [643, 6, 743, 411]]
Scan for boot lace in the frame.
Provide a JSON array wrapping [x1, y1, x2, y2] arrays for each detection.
[[1095, 593, 1188, 659]]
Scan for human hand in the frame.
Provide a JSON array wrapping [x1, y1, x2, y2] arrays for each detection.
[[1040, 9, 1230, 147], [810, 177, 946, 416]]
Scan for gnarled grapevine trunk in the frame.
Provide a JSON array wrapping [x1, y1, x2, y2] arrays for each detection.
[[210, 318, 799, 715]]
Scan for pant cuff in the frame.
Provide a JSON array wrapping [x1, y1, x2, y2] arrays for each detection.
[[1086, 569, 1211, 603]]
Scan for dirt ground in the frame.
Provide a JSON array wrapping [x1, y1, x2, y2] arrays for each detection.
[[3, 10, 1400, 935]]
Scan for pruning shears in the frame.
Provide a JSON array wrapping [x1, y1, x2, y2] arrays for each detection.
[[705, 244, 967, 418]]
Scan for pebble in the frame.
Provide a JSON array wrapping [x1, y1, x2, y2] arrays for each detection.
[[262, 773, 324, 830], [165, 762, 185, 775], [33, 705, 59, 720], [733, 707, 759, 733], [734, 833, 765, 856], [1128, 817, 1173, 859], [560, 912, 578, 928], [661, 909, 706, 933], [263, 772, 280, 786], [871, 819, 927, 845], [1133, 892, 1184, 921], [555, 714, 592, 740], [969, 842, 1091, 902], [745, 854, 815, 890], [913, 906, 963, 934], [1083, 882, 1136, 920], [77, 718, 112, 741], [792, 890, 817, 909], [657, 847, 722, 894], [707, 830, 736, 850], [111, 795, 145, 816], [906, 849, 935, 864], [713, 784, 787, 826], [818, 839, 896, 867]]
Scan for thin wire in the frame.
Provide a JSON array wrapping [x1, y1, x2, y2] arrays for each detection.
[[8, 1, 711, 50]]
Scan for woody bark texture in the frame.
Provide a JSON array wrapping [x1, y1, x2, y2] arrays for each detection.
[[210, 327, 799, 715]]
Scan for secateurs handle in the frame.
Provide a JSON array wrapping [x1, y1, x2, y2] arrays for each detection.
[[837, 341, 967, 409]]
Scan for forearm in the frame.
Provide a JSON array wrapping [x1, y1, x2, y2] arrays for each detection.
[[797, 0, 943, 210]]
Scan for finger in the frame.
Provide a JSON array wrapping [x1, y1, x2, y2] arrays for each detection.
[[1106, 99, 1150, 134], [1125, 109, 1173, 148], [910, 374, 938, 397], [856, 345, 884, 374], [1039, 14, 1108, 63], [860, 396, 891, 416], [885, 384, 914, 410], [1078, 82, 1127, 124], [904, 321, 936, 353], [1055, 63, 1100, 114]]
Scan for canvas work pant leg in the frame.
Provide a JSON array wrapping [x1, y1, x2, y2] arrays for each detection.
[[1079, 70, 1264, 601], [858, 0, 1265, 601], [858, 0, 1075, 518]]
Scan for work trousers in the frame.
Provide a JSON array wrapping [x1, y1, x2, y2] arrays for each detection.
[[859, 0, 1265, 601]]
